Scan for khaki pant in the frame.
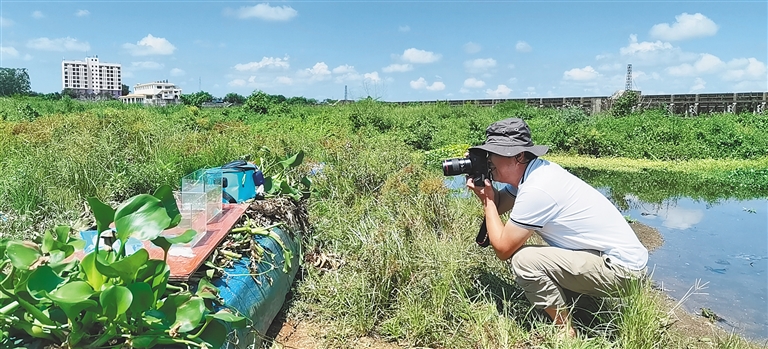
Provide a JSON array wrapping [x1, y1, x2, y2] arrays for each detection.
[[508, 245, 644, 309]]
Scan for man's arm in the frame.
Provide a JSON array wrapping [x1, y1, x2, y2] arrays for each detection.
[[496, 186, 516, 214], [485, 187, 532, 261]]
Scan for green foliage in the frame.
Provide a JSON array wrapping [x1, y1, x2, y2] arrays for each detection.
[[611, 90, 640, 117], [243, 90, 273, 115], [256, 147, 311, 201], [0, 68, 31, 96], [223, 92, 246, 105], [180, 91, 214, 107], [121, 84, 130, 96], [0, 186, 246, 348]]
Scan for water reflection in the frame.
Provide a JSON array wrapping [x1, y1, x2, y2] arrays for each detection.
[[621, 195, 767, 341]]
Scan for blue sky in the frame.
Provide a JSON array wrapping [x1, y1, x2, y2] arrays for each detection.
[[1, 1, 766, 102]]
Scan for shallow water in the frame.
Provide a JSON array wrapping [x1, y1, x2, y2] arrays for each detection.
[[621, 195, 768, 341], [444, 175, 768, 340]]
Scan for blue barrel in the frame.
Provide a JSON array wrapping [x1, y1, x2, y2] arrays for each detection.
[[214, 227, 301, 348]]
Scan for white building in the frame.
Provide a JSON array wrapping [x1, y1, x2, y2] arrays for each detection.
[[120, 80, 182, 106], [62, 56, 122, 98]]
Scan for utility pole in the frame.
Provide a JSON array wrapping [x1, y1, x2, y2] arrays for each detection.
[[625, 64, 633, 91]]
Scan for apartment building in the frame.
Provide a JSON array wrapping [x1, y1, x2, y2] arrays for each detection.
[[61, 56, 122, 98], [120, 80, 182, 106]]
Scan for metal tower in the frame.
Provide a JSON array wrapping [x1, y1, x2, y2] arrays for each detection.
[[625, 64, 633, 91]]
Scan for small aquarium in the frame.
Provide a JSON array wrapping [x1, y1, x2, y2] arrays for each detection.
[[170, 168, 223, 247]]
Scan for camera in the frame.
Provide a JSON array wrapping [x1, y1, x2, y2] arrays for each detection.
[[442, 148, 490, 187]]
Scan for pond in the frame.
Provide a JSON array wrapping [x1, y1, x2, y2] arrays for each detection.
[[443, 174, 768, 341], [621, 195, 767, 341]]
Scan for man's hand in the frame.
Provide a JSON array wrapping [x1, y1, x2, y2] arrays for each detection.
[[467, 177, 495, 207]]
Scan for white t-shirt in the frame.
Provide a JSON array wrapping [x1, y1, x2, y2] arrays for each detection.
[[503, 158, 648, 271]]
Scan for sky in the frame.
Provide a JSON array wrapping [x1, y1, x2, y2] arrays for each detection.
[[0, 0, 766, 102]]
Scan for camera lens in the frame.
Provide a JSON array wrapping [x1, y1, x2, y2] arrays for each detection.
[[442, 158, 473, 176]]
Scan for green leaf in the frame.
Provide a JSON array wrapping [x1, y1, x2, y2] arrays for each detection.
[[27, 265, 64, 299], [198, 318, 227, 348], [58, 299, 98, 323], [151, 229, 197, 254], [172, 297, 206, 333], [109, 248, 149, 283], [278, 150, 304, 169], [136, 260, 170, 304], [81, 251, 106, 291], [6, 241, 42, 270], [127, 282, 154, 314], [114, 194, 172, 242], [100, 285, 133, 320], [300, 176, 312, 189], [53, 225, 71, 244], [41, 231, 56, 254], [153, 185, 182, 229], [47, 280, 95, 304], [195, 278, 219, 300], [130, 335, 159, 348], [158, 293, 192, 324], [208, 310, 247, 329], [87, 197, 115, 234]]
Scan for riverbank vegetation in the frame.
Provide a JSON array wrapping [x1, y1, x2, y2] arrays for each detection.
[[0, 95, 765, 348]]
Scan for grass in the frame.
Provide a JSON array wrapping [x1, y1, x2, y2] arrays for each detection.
[[0, 97, 766, 348]]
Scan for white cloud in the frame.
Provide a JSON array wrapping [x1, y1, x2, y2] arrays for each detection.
[[598, 63, 624, 71], [464, 42, 481, 54], [691, 78, 706, 92], [170, 68, 186, 76], [650, 13, 718, 41], [32, 11, 44, 19], [300, 62, 331, 81], [275, 76, 293, 85], [398, 25, 410, 32], [332, 65, 356, 74], [228, 4, 297, 21], [228, 79, 247, 87], [515, 41, 532, 53], [0, 46, 19, 58], [382, 63, 413, 73], [661, 206, 703, 230], [666, 64, 696, 77], [131, 61, 164, 70], [410, 77, 445, 91], [695, 53, 725, 73], [122, 34, 176, 56], [27, 37, 90, 52], [464, 58, 497, 73], [486, 85, 512, 98], [410, 77, 427, 89], [400, 48, 441, 64], [75, 10, 90, 17], [0, 17, 13, 27], [722, 58, 767, 81], [234, 56, 290, 71], [427, 81, 445, 91], [364, 72, 381, 83], [463, 78, 485, 88], [620, 34, 674, 55], [563, 66, 600, 81]]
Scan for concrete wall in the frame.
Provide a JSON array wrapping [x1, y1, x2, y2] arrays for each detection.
[[395, 91, 768, 115]]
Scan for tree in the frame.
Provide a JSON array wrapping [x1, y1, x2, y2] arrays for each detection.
[[61, 88, 79, 99], [121, 84, 130, 96], [223, 92, 246, 105], [0, 67, 31, 96], [180, 91, 214, 107]]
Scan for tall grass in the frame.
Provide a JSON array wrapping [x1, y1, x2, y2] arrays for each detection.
[[0, 97, 766, 348]]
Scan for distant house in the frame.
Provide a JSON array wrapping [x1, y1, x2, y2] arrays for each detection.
[[119, 80, 182, 106]]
